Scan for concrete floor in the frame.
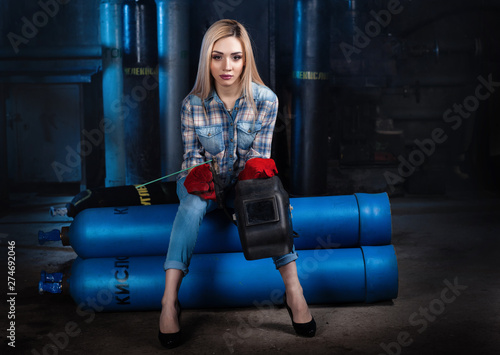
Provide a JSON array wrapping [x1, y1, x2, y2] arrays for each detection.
[[1, 186, 500, 355]]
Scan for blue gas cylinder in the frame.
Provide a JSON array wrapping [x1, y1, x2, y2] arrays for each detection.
[[291, 193, 392, 248], [39, 193, 392, 259], [62, 245, 397, 311]]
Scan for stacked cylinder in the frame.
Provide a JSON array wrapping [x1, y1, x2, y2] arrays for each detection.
[[39, 191, 398, 311]]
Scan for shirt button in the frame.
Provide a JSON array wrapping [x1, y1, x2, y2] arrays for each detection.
[[230, 154, 233, 158], [208, 133, 211, 136], [230, 138, 233, 142], [248, 129, 251, 133], [230, 123, 233, 126]]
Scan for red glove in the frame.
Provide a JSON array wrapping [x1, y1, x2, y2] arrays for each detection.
[[238, 158, 278, 181], [184, 163, 216, 200]]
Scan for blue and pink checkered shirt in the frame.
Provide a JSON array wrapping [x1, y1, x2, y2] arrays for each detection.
[[179, 82, 278, 184]]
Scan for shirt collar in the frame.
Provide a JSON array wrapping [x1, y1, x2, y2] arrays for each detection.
[[204, 88, 246, 106]]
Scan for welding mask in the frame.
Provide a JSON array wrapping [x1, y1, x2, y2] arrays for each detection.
[[234, 176, 294, 260]]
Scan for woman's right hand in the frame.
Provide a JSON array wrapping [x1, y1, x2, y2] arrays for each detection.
[[183, 163, 216, 200]]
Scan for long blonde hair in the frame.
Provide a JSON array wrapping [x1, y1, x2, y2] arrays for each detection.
[[190, 19, 265, 118]]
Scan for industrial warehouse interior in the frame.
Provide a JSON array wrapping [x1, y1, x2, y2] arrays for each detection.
[[1, 0, 500, 354]]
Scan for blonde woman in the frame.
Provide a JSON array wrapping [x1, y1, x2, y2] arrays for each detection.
[[159, 19, 316, 349]]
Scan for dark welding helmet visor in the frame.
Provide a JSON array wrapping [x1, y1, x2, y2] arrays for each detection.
[[234, 176, 294, 260]]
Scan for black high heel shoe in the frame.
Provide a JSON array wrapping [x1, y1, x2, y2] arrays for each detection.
[[158, 301, 182, 349], [283, 293, 316, 337]]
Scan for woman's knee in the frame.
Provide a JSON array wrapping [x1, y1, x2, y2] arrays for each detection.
[[178, 194, 209, 216]]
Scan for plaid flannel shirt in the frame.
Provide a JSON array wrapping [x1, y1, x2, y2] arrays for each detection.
[[179, 82, 278, 184]]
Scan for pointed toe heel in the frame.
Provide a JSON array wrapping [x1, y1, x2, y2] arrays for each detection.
[[158, 301, 183, 349], [158, 330, 182, 349], [284, 294, 316, 338]]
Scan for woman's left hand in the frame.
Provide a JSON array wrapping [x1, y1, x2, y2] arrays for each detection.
[[238, 158, 278, 181]]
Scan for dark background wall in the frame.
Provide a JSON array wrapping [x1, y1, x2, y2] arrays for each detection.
[[1, 0, 499, 204]]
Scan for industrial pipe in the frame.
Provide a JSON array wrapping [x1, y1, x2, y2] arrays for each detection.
[[156, 0, 190, 179], [39, 245, 398, 310], [100, 0, 161, 186], [291, 0, 331, 196], [100, 0, 126, 186], [122, 0, 161, 185], [38, 193, 392, 258]]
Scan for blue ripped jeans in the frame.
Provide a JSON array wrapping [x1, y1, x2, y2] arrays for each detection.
[[163, 177, 298, 275]]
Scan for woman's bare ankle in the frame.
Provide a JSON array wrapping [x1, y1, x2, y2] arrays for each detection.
[[159, 302, 180, 333], [285, 287, 312, 323]]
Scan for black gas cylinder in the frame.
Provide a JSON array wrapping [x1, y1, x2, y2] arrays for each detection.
[[66, 181, 178, 217]]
